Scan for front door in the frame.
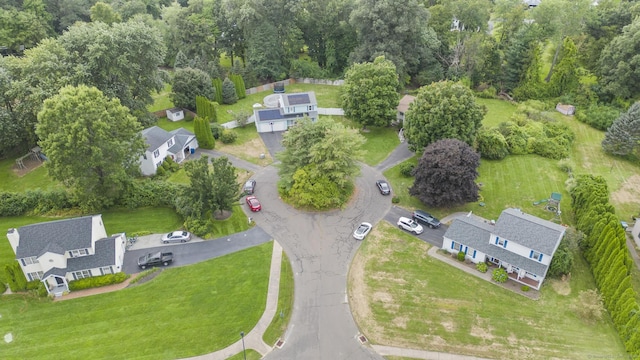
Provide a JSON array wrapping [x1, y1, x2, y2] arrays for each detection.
[[55, 277, 64, 285]]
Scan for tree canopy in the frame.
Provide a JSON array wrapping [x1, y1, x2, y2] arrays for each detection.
[[404, 81, 485, 152], [409, 138, 480, 207], [602, 102, 640, 158], [598, 17, 640, 99], [35, 85, 145, 210], [278, 117, 365, 209], [170, 67, 215, 111], [341, 56, 399, 129]]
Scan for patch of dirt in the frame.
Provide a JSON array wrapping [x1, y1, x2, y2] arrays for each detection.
[[611, 174, 640, 205], [549, 275, 571, 296], [217, 137, 273, 166], [392, 316, 409, 329], [127, 270, 161, 287], [213, 210, 232, 220], [440, 320, 456, 332], [12, 156, 44, 177]]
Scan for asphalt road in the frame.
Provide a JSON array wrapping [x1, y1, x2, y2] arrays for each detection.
[[122, 226, 272, 274], [253, 165, 390, 360], [384, 206, 447, 248]]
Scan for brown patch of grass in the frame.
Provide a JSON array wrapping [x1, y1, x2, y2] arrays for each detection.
[[217, 137, 273, 166], [611, 174, 640, 205]]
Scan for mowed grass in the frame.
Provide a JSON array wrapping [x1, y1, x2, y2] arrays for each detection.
[[101, 207, 183, 235], [332, 116, 400, 166], [349, 222, 627, 360], [0, 242, 273, 360], [476, 97, 517, 128], [148, 83, 173, 112], [263, 252, 294, 345], [0, 158, 59, 192]]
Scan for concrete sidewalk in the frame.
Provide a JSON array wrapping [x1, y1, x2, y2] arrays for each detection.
[[182, 240, 283, 359]]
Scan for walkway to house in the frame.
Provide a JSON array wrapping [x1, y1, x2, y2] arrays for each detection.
[[53, 273, 141, 301]]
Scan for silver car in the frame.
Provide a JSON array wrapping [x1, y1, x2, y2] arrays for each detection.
[[353, 222, 372, 240], [161, 231, 192, 244], [397, 217, 424, 235]]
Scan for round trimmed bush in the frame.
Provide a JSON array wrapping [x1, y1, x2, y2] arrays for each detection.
[[457, 251, 466, 262], [476, 262, 488, 273], [492, 268, 508, 283], [220, 129, 238, 144], [399, 163, 415, 177]]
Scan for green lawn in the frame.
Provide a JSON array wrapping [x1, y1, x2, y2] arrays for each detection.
[[101, 207, 184, 236], [0, 157, 59, 192], [263, 252, 294, 345], [476, 98, 517, 128], [209, 204, 252, 238], [283, 83, 343, 108], [332, 116, 400, 166], [227, 349, 262, 360], [148, 83, 173, 112], [0, 242, 273, 360], [350, 223, 627, 360]]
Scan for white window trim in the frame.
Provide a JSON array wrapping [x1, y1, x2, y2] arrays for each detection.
[[153, 149, 160, 158], [28, 271, 44, 281], [73, 270, 92, 280], [69, 249, 88, 258], [167, 138, 174, 147], [22, 256, 39, 265], [100, 266, 113, 275]]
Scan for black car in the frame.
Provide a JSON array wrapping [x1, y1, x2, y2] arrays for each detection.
[[412, 210, 441, 229], [137, 251, 174, 269], [243, 179, 256, 195], [376, 180, 391, 195]]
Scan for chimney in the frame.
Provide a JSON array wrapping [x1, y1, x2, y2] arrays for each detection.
[[6, 228, 19, 254]]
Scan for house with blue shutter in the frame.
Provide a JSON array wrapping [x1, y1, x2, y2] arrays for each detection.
[[442, 208, 566, 290], [6, 215, 126, 296], [139, 126, 198, 176], [253, 92, 318, 133]]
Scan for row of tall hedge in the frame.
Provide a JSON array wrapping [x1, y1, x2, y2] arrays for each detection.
[[571, 175, 640, 357], [68, 272, 129, 291], [0, 180, 182, 216]]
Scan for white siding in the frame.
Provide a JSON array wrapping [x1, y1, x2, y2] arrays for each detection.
[[490, 233, 551, 265], [37, 252, 67, 273], [92, 216, 108, 243]]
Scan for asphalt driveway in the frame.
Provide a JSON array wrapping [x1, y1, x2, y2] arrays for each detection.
[[122, 226, 272, 274], [384, 206, 447, 248]]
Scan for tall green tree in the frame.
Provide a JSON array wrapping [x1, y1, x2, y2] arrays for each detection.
[[210, 156, 239, 217], [501, 24, 539, 92], [278, 117, 365, 206], [341, 56, 399, 129], [222, 77, 238, 105], [349, 0, 438, 81], [36, 85, 145, 210], [0, 8, 50, 53], [409, 138, 480, 207], [90, 2, 121, 24], [58, 20, 166, 120], [598, 17, 640, 99], [171, 67, 215, 110], [513, 43, 546, 101], [547, 37, 580, 97], [602, 102, 640, 157], [404, 81, 485, 152], [178, 156, 215, 220], [193, 116, 215, 149]]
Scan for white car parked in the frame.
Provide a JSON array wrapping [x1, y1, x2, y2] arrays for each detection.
[[353, 222, 372, 240], [397, 217, 424, 235]]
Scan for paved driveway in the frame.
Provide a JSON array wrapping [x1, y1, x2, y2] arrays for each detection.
[[384, 206, 447, 248], [122, 227, 272, 274], [254, 165, 389, 360]]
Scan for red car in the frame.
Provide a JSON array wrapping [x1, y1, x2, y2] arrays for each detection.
[[246, 195, 262, 212]]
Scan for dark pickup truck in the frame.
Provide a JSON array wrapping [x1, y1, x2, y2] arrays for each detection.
[[137, 251, 174, 269]]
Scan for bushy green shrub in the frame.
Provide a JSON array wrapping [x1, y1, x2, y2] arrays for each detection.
[[220, 129, 238, 144], [475, 86, 497, 99], [0, 189, 77, 216], [557, 158, 574, 173], [5, 262, 28, 292], [476, 262, 488, 273], [0, 281, 6, 294], [184, 217, 211, 237], [119, 180, 181, 208], [210, 123, 224, 139], [575, 105, 621, 131], [391, 195, 400, 204], [521, 285, 530, 292], [399, 163, 415, 177], [68, 272, 128, 291], [477, 128, 509, 160], [289, 59, 328, 79], [492, 268, 508, 283], [457, 251, 466, 262], [155, 166, 166, 177], [26, 280, 47, 297]]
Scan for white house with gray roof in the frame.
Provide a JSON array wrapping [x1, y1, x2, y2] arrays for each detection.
[[6, 215, 126, 296], [140, 126, 198, 175], [253, 92, 318, 133], [442, 208, 566, 290]]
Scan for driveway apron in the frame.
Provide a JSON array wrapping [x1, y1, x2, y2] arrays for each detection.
[[252, 165, 389, 360]]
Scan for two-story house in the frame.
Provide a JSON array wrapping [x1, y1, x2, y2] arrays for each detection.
[[253, 92, 318, 133], [6, 215, 126, 296], [442, 208, 566, 290], [139, 126, 198, 176]]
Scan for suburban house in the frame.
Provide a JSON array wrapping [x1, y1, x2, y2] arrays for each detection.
[[442, 208, 566, 290], [6, 215, 126, 296], [253, 91, 318, 133], [397, 95, 415, 126], [139, 126, 198, 176]]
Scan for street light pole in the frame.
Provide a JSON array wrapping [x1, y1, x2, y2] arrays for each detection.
[[240, 331, 246, 360]]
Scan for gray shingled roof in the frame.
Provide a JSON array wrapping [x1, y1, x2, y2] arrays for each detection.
[[494, 208, 565, 254], [16, 216, 94, 258], [170, 128, 195, 150], [254, 109, 318, 122], [141, 126, 172, 151], [66, 237, 117, 272], [444, 211, 563, 277]]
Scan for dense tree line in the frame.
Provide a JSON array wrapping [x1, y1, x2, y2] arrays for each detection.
[[571, 175, 640, 357]]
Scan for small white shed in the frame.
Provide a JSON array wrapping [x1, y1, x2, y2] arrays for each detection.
[[166, 108, 185, 122]]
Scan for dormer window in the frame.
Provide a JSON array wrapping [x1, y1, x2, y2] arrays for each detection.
[[530, 250, 543, 261], [69, 249, 88, 258], [167, 138, 174, 147]]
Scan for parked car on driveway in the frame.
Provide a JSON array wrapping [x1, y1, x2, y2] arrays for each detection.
[[397, 217, 424, 234], [412, 210, 441, 229], [243, 179, 256, 195], [353, 222, 372, 240], [246, 195, 262, 211], [138, 251, 173, 269], [376, 180, 391, 195], [161, 231, 191, 244]]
